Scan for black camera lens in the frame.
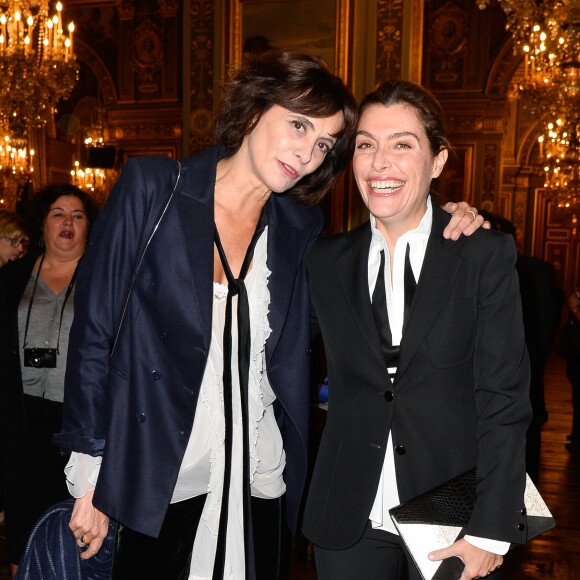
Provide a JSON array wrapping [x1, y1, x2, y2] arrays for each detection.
[[30, 353, 43, 367], [23, 347, 57, 368]]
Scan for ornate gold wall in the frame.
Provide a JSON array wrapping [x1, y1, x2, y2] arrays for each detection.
[[43, 0, 579, 295]]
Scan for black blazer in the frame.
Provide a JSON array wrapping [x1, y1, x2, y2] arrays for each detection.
[[0, 249, 42, 457], [302, 205, 532, 550], [55, 145, 324, 537]]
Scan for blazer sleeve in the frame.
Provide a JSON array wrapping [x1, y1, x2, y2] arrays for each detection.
[[467, 233, 532, 542], [54, 157, 180, 455]]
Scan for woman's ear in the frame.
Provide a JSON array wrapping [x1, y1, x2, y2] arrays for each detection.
[[432, 148, 448, 178]]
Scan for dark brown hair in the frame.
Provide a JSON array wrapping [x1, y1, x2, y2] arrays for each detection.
[[214, 50, 357, 205], [358, 80, 451, 157]]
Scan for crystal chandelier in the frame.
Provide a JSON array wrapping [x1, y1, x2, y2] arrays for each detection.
[[0, 128, 34, 208], [538, 115, 580, 219], [478, 0, 579, 221], [71, 158, 117, 207], [478, 1, 579, 109], [0, 0, 78, 209], [71, 125, 118, 207]]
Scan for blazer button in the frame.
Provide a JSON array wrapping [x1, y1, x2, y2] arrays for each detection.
[[136, 413, 146, 423], [520, 507, 527, 516], [151, 370, 161, 380], [394, 445, 406, 455], [516, 523, 525, 531], [159, 331, 168, 340], [384, 391, 394, 402]]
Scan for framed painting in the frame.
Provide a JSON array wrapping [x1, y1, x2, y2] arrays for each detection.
[[226, 0, 350, 80]]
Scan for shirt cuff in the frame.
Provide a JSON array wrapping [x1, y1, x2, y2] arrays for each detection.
[[64, 451, 102, 498], [464, 535, 510, 555]]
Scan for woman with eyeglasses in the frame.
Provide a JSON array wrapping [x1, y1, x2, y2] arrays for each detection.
[[0, 184, 98, 577], [0, 210, 30, 268]]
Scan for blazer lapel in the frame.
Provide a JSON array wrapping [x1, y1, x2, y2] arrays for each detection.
[[336, 224, 387, 369], [265, 197, 301, 363], [174, 148, 221, 351], [396, 207, 463, 380]]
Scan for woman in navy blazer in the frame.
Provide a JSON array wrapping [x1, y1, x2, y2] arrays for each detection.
[[54, 50, 357, 580], [303, 81, 531, 580], [54, 53, 484, 580]]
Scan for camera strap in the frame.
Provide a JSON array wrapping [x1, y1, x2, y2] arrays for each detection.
[[22, 253, 80, 355]]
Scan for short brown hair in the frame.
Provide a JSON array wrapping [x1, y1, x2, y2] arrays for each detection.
[[215, 50, 357, 206]]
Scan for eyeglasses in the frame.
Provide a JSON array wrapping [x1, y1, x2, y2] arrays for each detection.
[[1, 236, 30, 248]]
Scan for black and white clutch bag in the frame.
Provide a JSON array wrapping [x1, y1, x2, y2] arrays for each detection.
[[389, 468, 555, 580]]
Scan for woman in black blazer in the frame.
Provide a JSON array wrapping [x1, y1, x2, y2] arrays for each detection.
[[303, 81, 531, 580]]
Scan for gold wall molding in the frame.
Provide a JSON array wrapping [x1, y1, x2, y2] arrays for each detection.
[[375, 0, 404, 82], [482, 143, 498, 205], [108, 107, 182, 146], [185, 0, 217, 154]]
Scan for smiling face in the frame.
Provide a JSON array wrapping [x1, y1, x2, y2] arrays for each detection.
[[241, 104, 345, 194], [42, 195, 89, 259], [353, 102, 448, 241]]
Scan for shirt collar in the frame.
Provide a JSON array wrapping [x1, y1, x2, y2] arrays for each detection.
[[369, 196, 433, 252]]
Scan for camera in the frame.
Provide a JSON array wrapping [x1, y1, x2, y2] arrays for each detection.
[[23, 347, 57, 368]]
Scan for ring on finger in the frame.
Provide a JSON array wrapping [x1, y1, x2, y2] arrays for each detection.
[[467, 209, 477, 221], [80, 534, 90, 545]]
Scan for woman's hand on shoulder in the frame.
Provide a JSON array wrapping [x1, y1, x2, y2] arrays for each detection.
[[442, 201, 490, 241], [69, 490, 110, 560]]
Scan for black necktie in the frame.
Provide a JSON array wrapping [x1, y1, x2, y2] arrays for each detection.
[[212, 208, 267, 580], [371, 244, 416, 370], [403, 243, 416, 334]]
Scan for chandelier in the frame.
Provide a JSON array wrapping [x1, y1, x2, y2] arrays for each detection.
[[0, 0, 78, 209], [71, 158, 118, 207], [71, 126, 118, 207], [538, 115, 580, 218], [0, 128, 34, 208], [477, 1, 578, 105], [478, 0, 579, 221]]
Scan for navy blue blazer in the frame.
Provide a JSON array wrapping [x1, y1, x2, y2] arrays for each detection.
[[55, 145, 324, 537], [302, 205, 532, 549]]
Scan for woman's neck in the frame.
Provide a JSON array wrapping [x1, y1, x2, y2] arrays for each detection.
[[36, 251, 82, 294], [215, 157, 271, 218]]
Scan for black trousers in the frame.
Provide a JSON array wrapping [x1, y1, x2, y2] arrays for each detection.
[[4, 395, 70, 565], [111, 494, 281, 580], [314, 521, 502, 580]]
